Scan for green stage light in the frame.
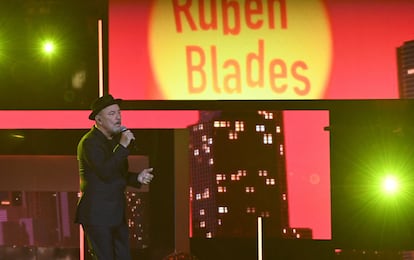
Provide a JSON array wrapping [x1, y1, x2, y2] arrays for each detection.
[[382, 175, 399, 194], [42, 41, 55, 55]]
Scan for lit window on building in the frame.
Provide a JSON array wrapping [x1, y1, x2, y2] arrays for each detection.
[[216, 174, 226, 181], [283, 228, 287, 234], [245, 187, 255, 193], [296, 234, 301, 238], [231, 170, 246, 181], [202, 135, 207, 142], [408, 68, 414, 75], [198, 124, 204, 130], [276, 126, 281, 133], [192, 125, 197, 131], [282, 193, 287, 200], [231, 174, 239, 181], [205, 146, 210, 153], [258, 111, 274, 119], [208, 138, 213, 144], [256, 124, 265, 132], [261, 211, 270, 217], [202, 188, 210, 199], [218, 206, 228, 213], [218, 219, 222, 225], [196, 194, 201, 200], [263, 133, 273, 144], [209, 158, 214, 165], [258, 170, 268, 177], [229, 130, 238, 140], [246, 207, 256, 213], [218, 186, 227, 192], [200, 221, 206, 228], [235, 121, 245, 131], [214, 120, 229, 128], [206, 232, 212, 238], [267, 112, 274, 119], [194, 149, 199, 156], [266, 178, 276, 185], [128, 219, 134, 227], [237, 169, 247, 176], [279, 144, 284, 155], [200, 209, 205, 215]]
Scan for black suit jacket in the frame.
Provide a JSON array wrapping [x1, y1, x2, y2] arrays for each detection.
[[75, 126, 141, 226]]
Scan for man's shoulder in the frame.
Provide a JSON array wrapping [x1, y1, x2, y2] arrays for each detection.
[[78, 127, 99, 144]]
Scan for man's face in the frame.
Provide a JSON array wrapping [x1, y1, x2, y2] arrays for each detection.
[[96, 104, 122, 136]]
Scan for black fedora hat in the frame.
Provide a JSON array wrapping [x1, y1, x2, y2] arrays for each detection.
[[88, 95, 122, 120]]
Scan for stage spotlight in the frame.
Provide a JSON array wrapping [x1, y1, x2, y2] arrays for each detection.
[[382, 175, 399, 195], [42, 40, 55, 55]]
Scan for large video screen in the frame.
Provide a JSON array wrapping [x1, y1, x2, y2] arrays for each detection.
[[0, 109, 331, 241], [186, 109, 330, 240], [109, 0, 414, 100]]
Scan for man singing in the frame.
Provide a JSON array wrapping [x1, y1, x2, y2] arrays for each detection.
[[75, 94, 154, 259]]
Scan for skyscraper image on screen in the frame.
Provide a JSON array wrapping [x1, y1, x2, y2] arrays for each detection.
[[397, 40, 414, 98], [188, 110, 312, 239]]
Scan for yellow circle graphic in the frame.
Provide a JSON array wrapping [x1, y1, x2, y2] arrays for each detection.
[[149, 0, 332, 100]]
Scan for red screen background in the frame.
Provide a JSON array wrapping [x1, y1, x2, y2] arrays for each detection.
[[108, 0, 414, 100]]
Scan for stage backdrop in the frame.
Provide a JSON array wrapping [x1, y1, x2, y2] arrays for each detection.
[[108, 0, 414, 100], [1, 0, 411, 243]]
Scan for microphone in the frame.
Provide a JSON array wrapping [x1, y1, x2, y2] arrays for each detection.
[[120, 126, 128, 133], [120, 126, 136, 149]]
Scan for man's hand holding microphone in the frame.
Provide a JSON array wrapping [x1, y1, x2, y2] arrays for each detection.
[[119, 126, 135, 149], [119, 126, 154, 185]]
